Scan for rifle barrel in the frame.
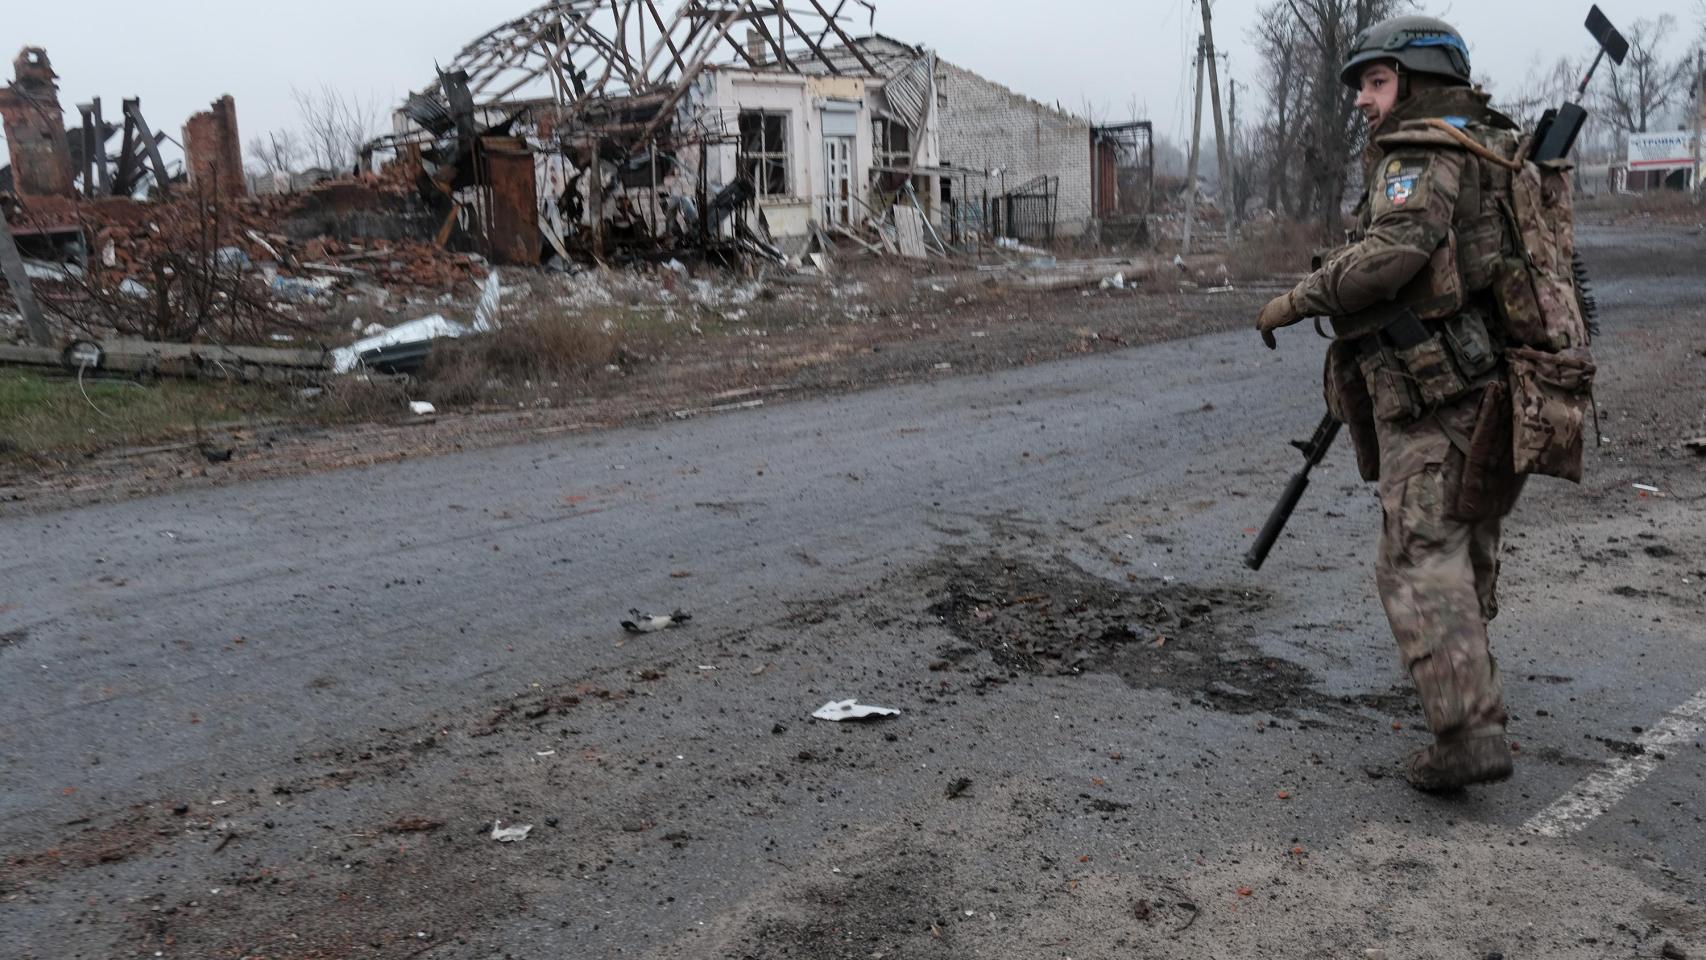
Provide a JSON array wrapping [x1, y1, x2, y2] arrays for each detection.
[[1244, 470, 1310, 571]]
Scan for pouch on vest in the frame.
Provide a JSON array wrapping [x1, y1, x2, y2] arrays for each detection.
[[1508, 345, 1595, 482], [1325, 339, 1380, 482], [1359, 343, 1423, 423], [1452, 379, 1519, 521]]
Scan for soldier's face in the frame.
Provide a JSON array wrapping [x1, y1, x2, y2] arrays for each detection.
[[1356, 63, 1401, 126]]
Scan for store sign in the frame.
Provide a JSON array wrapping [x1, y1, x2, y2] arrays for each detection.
[[1628, 131, 1695, 169]]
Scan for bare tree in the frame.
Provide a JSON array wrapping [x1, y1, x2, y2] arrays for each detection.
[[245, 129, 303, 177], [292, 85, 384, 173], [1495, 55, 1583, 130], [1241, 0, 1409, 233], [1598, 16, 1689, 134]]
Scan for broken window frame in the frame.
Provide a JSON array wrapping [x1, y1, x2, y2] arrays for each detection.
[[872, 118, 912, 171], [739, 110, 790, 198]]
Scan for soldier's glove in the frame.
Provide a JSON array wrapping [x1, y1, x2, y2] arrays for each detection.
[[1257, 291, 1303, 350]]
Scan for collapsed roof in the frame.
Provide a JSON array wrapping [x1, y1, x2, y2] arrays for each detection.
[[434, 0, 887, 141]]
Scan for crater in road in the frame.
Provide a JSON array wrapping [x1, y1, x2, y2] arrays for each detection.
[[923, 552, 1390, 720]]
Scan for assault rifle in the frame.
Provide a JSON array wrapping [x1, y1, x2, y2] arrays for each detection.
[[1244, 413, 1340, 571], [1244, 7, 1624, 572]]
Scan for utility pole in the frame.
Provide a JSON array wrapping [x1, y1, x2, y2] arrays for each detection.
[[1182, 35, 1206, 256], [0, 206, 54, 347], [1693, 48, 1704, 205], [1200, 0, 1230, 213], [1228, 79, 1239, 230]]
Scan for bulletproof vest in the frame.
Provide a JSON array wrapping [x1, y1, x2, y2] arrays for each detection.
[[1339, 93, 1597, 483], [1351, 113, 1520, 323]]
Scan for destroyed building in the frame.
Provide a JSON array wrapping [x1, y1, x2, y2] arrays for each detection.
[[368, 2, 1132, 265], [822, 36, 1098, 242]]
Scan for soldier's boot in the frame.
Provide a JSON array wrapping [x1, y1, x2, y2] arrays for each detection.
[[1403, 732, 1513, 792]]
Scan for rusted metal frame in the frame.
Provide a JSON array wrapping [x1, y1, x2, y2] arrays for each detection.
[[809, 0, 846, 54], [89, 98, 111, 195], [123, 99, 171, 197], [486, 10, 607, 103], [468, 29, 563, 99], [637, 5, 746, 142], [639, 0, 690, 81], [465, 7, 586, 99], [805, 0, 877, 75], [461, 19, 546, 87], [766, 1, 838, 74], [574, 24, 632, 101], [78, 104, 99, 198], [114, 104, 138, 195], [607, 0, 643, 89]]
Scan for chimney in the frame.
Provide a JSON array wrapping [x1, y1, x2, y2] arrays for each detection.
[[746, 28, 767, 66]]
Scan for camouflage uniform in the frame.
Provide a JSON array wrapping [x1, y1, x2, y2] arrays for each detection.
[[1278, 86, 1527, 752]]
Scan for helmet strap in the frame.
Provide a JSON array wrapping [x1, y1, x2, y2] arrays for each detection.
[[1396, 65, 1412, 102]]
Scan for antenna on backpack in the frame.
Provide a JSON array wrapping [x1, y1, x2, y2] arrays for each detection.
[[1531, 5, 1629, 162]]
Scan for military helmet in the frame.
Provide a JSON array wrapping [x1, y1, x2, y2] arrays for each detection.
[[1340, 16, 1472, 89]]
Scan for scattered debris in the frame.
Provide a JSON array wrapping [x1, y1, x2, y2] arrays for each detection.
[[945, 777, 972, 799], [811, 699, 900, 722], [386, 817, 445, 834], [621, 609, 691, 634], [489, 821, 532, 843], [409, 401, 437, 416], [671, 399, 765, 420], [1683, 437, 1706, 455]]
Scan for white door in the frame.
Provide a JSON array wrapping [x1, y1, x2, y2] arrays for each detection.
[[823, 136, 853, 226]]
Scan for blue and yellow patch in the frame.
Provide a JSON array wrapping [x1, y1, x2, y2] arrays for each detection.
[[1381, 160, 1427, 209]]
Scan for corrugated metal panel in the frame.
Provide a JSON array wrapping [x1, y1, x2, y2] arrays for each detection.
[[882, 51, 935, 132]]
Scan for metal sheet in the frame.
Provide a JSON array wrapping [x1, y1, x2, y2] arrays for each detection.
[[482, 137, 541, 265]]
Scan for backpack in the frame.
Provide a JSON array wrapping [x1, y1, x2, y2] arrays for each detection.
[[1421, 119, 1597, 482]]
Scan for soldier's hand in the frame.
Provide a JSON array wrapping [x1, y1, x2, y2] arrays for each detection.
[[1256, 293, 1302, 350]]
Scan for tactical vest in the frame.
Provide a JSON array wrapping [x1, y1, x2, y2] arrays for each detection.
[[1330, 114, 1595, 484]]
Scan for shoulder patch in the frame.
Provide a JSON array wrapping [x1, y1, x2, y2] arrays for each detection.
[[1383, 160, 1427, 208], [1442, 115, 1470, 129]]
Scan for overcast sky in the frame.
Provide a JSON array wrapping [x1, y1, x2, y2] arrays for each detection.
[[4, 0, 1702, 163]]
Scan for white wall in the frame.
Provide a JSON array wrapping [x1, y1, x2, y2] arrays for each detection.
[[694, 67, 939, 240], [934, 61, 1092, 237]]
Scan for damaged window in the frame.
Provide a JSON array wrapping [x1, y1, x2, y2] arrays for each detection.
[[873, 119, 912, 170], [739, 110, 789, 197]]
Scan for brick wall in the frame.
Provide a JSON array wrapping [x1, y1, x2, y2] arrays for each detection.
[[0, 47, 76, 198], [934, 61, 1092, 237], [183, 95, 246, 199]]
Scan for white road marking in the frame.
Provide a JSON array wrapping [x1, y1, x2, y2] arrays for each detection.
[[1524, 687, 1706, 838]]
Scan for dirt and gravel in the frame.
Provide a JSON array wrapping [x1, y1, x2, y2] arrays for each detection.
[[2, 222, 1704, 959]]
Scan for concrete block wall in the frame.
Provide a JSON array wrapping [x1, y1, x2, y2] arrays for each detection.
[[935, 61, 1092, 237]]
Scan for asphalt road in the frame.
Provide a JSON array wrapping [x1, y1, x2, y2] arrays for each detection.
[[2, 225, 1704, 959]]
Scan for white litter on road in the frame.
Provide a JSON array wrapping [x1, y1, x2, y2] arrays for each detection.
[[1524, 686, 1706, 838], [409, 401, 437, 416], [812, 699, 900, 722], [490, 821, 533, 843]]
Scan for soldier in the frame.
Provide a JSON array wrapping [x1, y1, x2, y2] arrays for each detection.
[[1255, 16, 1529, 790]]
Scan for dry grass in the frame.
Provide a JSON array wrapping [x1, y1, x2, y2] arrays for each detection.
[[414, 307, 619, 407], [1223, 219, 1336, 281]]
